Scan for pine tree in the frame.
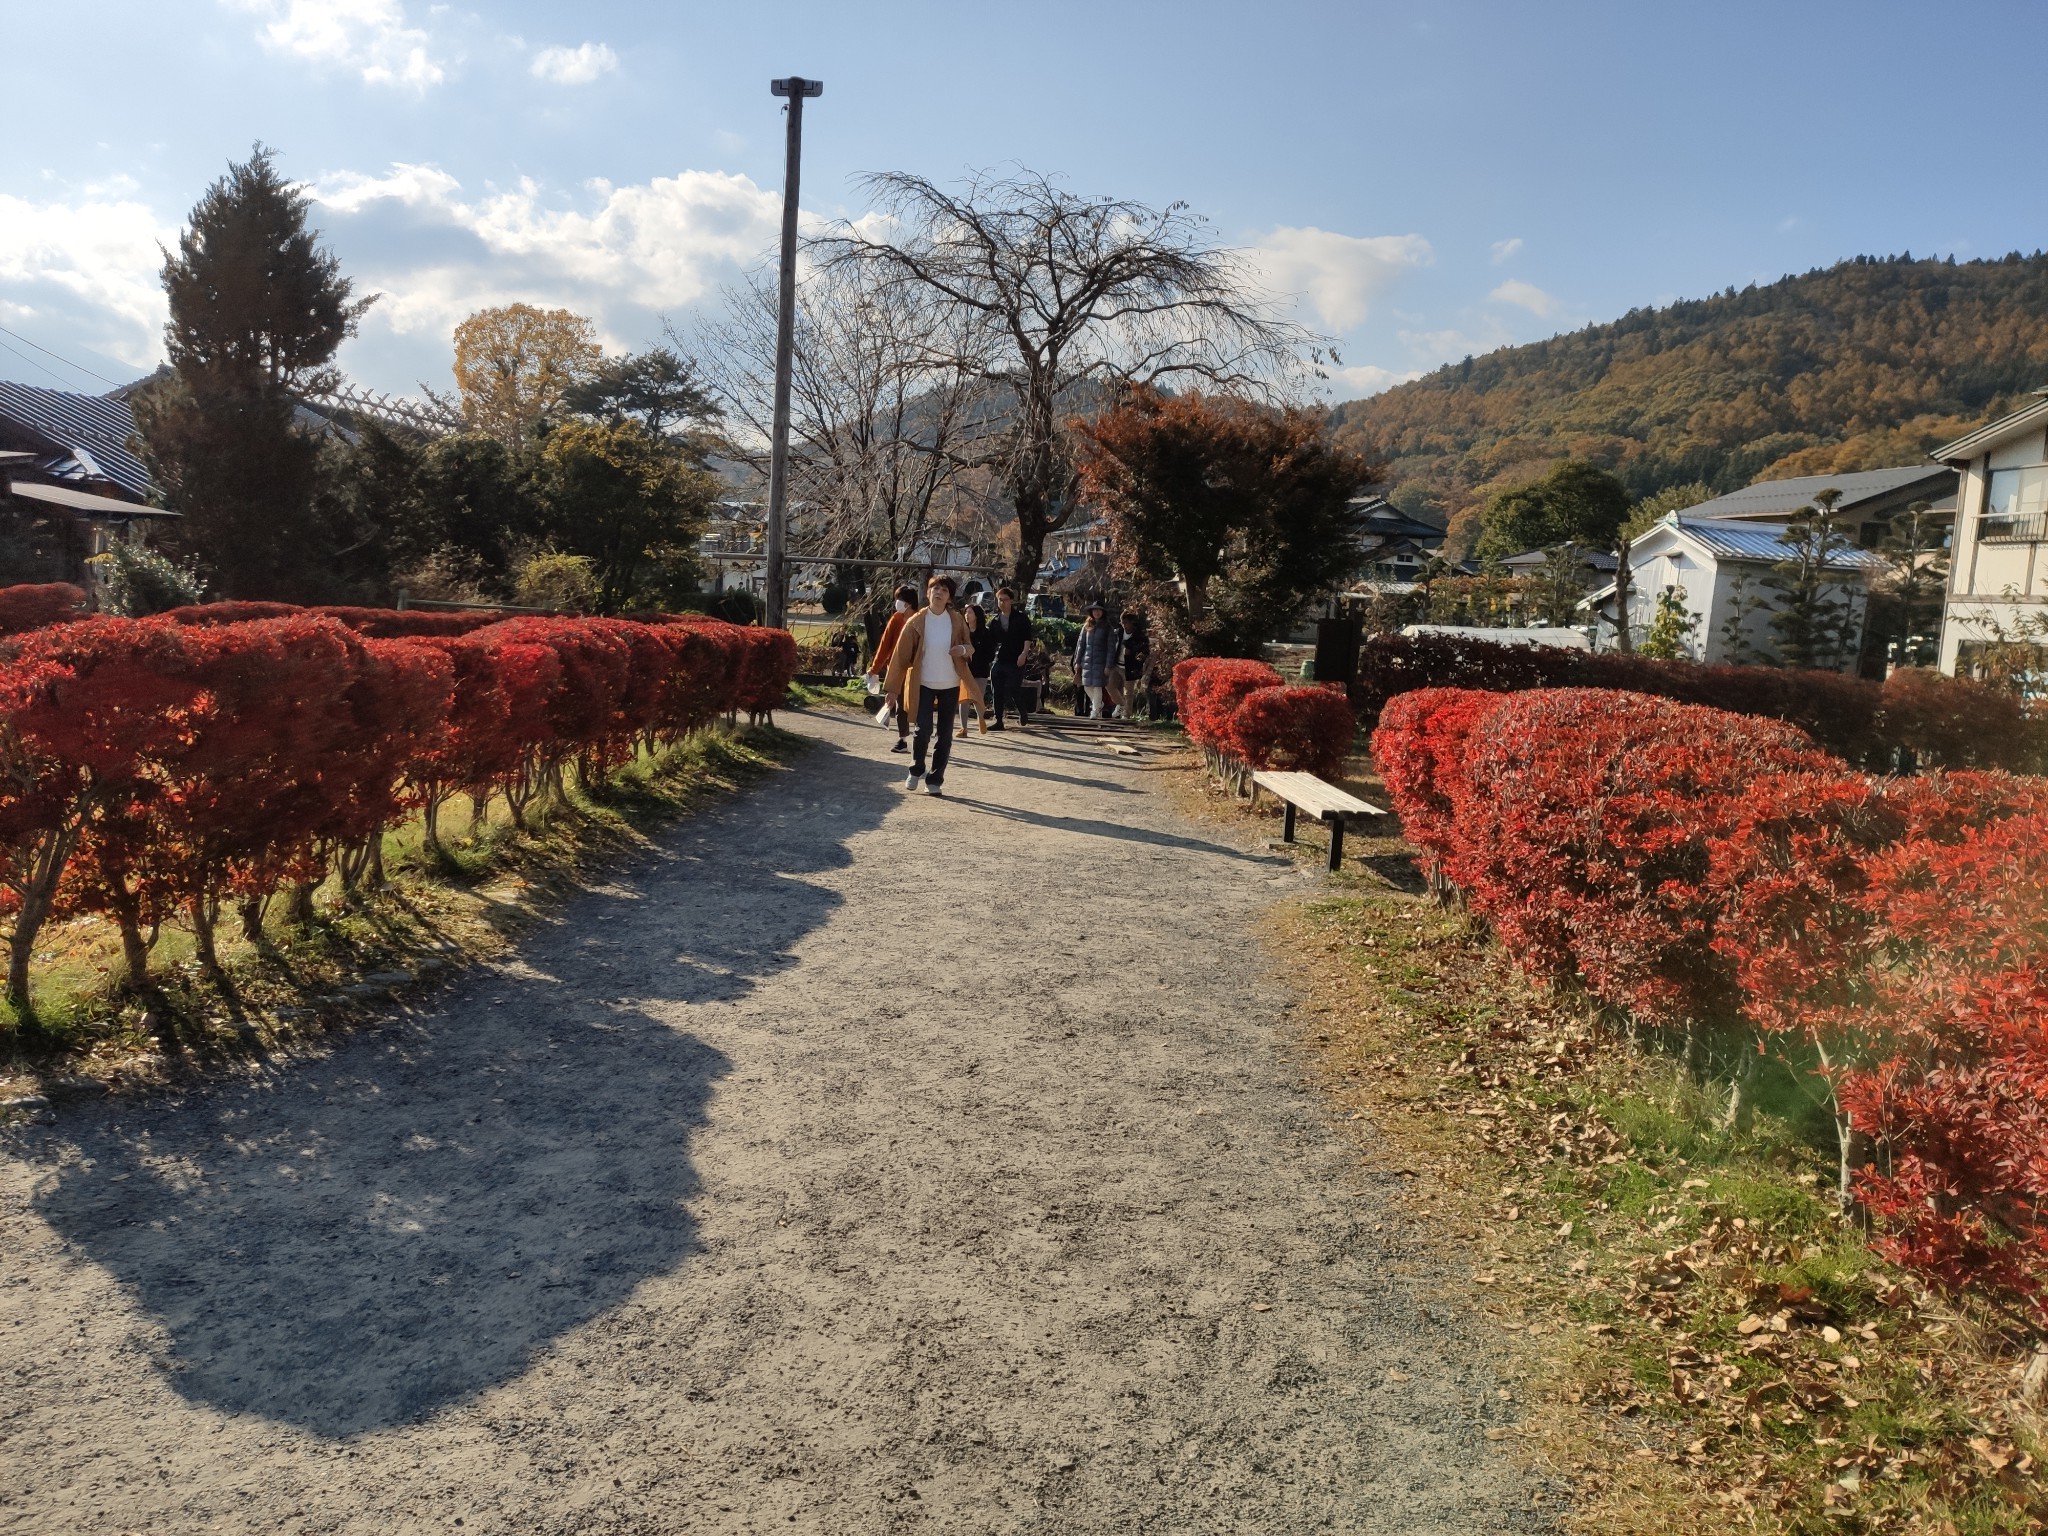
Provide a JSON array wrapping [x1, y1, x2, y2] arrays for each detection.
[[1766, 489, 1863, 669], [133, 145, 371, 600]]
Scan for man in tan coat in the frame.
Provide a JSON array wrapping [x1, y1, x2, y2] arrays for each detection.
[[883, 574, 975, 795]]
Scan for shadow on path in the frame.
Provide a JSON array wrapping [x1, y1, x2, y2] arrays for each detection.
[[22, 731, 897, 1438], [946, 795, 1281, 865]]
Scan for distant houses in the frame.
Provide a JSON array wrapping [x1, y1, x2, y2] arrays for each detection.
[[0, 379, 176, 588], [1596, 514, 1887, 669], [1931, 388, 2048, 681]]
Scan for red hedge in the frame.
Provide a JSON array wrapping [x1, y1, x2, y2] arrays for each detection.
[[0, 608, 799, 1004], [0, 583, 86, 636], [1353, 631, 2041, 772], [1232, 685, 1355, 780], [1370, 680, 2048, 1320]]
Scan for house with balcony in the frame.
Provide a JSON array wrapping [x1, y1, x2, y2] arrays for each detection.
[[1933, 388, 2048, 681]]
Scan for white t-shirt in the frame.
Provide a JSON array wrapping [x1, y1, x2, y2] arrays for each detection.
[[919, 610, 958, 689]]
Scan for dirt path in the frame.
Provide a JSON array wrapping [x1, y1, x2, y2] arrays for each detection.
[[0, 707, 1549, 1535]]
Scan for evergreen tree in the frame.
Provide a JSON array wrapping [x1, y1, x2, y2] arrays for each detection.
[[1875, 499, 1950, 668], [133, 146, 371, 600], [1476, 459, 1630, 560], [1766, 489, 1862, 669]]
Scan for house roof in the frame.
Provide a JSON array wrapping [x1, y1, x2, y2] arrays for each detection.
[[5, 480, 178, 518], [1660, 514, 1889, 570], [1680, 465, 1956, 522], [0, 380, 151, 499], [1499, 546, 1618, 572], [1930, 387, 2048, 465]]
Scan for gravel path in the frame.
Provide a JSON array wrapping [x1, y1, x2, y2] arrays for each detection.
[[0, 707, 1548, 1534]]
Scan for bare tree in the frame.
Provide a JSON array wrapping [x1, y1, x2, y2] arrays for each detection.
[[695, 259, 994, 616], [813, 169, 1320, 592]]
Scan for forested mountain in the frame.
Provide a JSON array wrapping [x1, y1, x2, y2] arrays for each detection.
[[1328, 252, 2048, 554]]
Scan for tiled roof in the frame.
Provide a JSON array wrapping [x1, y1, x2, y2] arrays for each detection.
[[1671, 515, 1889, 570], [0, 380, 151, 498], [1682, 465, 1955, 520]]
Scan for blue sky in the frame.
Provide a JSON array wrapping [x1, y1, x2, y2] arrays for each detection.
[[3, 0, 2044, 404]]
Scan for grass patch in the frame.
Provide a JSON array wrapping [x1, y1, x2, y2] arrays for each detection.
[[0, 725, 805, 1099], [1262, 855, 2046, 1535]]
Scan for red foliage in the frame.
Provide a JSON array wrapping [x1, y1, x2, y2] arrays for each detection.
[[1833, 811, 2048, 1322], [0, 609, 800, 1005], [0, 584, 86, 636], [1368, 676, 2048, 1318], [1232, 685, 1355, 780], [1174, 659, 1284, 766], [1353, 631, 2040, 771]]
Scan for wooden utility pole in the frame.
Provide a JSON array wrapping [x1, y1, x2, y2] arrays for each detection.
[[764, 75, 822, 631]]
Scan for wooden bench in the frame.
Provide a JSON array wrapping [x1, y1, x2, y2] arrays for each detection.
[[1251, 770, 1386, 872]]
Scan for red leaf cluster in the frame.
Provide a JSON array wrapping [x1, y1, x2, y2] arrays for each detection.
[[0, 608, 796, 1000], [1353, 631, 2044, 772], [1230, 685, 1356, 780], [0, 584, 86, 636], [1371, 684, 2048, 1318]]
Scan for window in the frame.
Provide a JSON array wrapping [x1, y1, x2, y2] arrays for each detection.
[[1982, 464, 2048, 542]]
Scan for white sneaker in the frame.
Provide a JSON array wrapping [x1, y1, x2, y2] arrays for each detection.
[[904, 770, 922, 790], [923, 780, 944, 796]]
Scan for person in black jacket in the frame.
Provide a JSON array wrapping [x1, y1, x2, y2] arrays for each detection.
[[1114, 609, 1151, 719], [956, 602, 998, 738], [986, 585, 1036, 730]]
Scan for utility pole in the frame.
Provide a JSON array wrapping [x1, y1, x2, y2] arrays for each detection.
[[764, 74, 822, 631]]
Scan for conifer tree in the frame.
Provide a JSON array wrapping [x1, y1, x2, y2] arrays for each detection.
[[133, 145, 371, 600]]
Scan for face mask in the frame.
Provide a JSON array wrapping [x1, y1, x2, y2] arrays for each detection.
[[894, 599, 909, 613]]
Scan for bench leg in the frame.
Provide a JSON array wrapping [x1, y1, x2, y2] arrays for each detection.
[[1282, 802, 1297, 843], [1326, 817, 1345, 873]]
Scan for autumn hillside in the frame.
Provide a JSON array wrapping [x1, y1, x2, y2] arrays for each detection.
[[1329, 251, 2048, 554]]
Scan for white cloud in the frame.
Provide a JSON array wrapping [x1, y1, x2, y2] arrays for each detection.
[[530, 42, 618, 86], [1488, 278, 1559, 317], [1249, 226, 1431, 332], [312, 162, 789, 346], [0, 192, 175, 370], [226, 0, 446, 89], [1490, 237, 1522, 264]]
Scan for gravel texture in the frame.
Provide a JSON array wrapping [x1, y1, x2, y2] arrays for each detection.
[[0, 706, 1549, 1534]]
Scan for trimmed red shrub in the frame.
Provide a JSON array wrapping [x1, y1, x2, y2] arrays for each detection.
[[0, 583, 86, 636], [1233, 685, 1355, 780], [1832, 811, 2048, 1322], [1369, 688, 1504, 885], [1176, 658, 1284, 767], [1353, 631, 2040, 772]]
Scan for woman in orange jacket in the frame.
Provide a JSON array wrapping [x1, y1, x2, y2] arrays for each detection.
[[865, 584, 920, 752]]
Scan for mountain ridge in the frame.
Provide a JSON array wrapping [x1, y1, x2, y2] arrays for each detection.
[[1328, 252, 2048, 553]]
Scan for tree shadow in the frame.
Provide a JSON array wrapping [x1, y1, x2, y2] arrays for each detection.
[[18, 734, 895, 1439], [944, 795, 1284, 865]]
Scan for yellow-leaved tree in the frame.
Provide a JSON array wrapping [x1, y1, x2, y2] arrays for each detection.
[[451, 304, 602, 448]]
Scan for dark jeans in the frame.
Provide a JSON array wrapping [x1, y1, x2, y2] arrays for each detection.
[[991, 662, 1031, 726], [912, 685, 958, 783]]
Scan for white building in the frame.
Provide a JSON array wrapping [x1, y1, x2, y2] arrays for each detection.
[[1591, 513, 1885, 670], [1932, 388, 2048, 680]]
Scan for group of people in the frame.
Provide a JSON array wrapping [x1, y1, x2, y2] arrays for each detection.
[[862, 578, 1153, 794], [1069, 602, 1150, 722]]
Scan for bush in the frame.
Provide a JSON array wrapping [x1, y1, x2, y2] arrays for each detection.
[[1368, 678, 2048, 1320], [1352, 631, 2040, 772], [1232, 685, 1355, 780], [0, 607, 800, 1012], [89, 543, 206, 617], [0, 583, 85, 635]]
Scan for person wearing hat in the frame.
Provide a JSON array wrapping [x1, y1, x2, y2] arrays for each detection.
[[1071, 601, 1118, 719]]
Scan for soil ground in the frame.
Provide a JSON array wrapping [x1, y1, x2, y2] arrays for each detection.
[[0, 707, 1550, 1535]]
